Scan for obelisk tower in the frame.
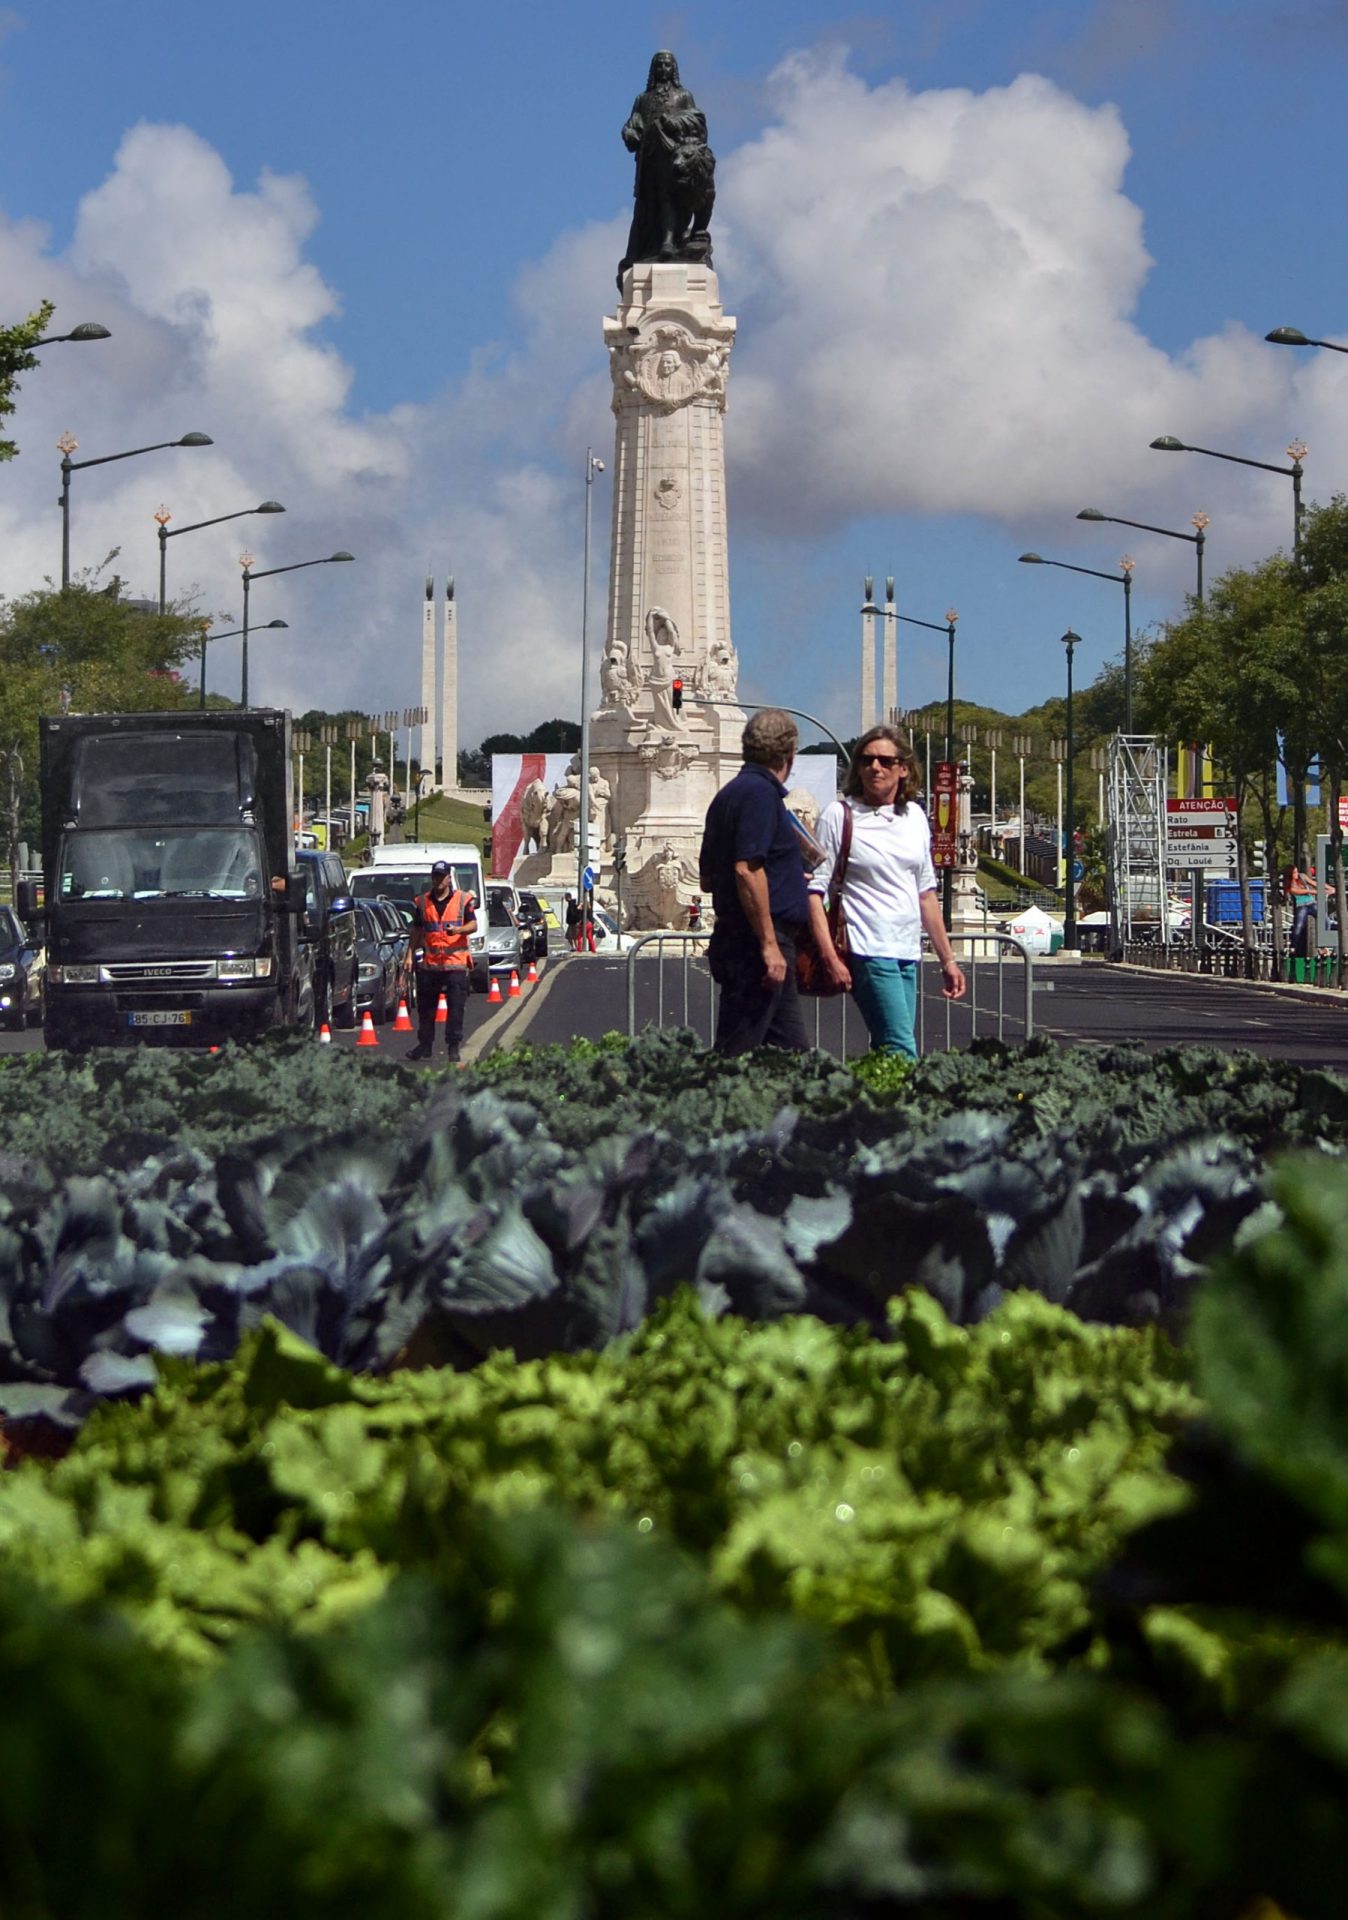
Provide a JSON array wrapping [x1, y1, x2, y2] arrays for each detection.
[[420, 575, 438, 789], [441, 576, 457, 792]]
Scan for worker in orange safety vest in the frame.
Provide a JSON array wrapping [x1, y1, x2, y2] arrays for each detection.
[[408, 860, 477, 1061]]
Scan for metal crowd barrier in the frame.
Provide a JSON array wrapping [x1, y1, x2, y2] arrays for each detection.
[[625, 929, 1035, 1056]]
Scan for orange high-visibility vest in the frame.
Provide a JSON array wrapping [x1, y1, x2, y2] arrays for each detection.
[[415, 889, 473, 968]]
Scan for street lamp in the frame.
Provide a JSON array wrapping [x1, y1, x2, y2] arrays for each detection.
[[32, 322, 111, 346], [193, 618, 287, 709], [1077, 505, 1208, 605], [57, 428, 213, 588], [239, 549, 353, 709], [156, 498, 284, 613], [1060, 629, 1082, 951], [1266, 326, 1348, 356], [1018, 551, 1135, 730], [864, 596, 960, 926], [1150, 433, 1306, 564], [577, 447, 605, 912]]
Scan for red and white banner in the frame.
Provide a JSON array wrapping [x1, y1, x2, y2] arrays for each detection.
[[490, 754, 573, 877]]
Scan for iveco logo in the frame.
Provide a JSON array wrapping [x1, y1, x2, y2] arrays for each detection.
[[145, 967, 175, 978]]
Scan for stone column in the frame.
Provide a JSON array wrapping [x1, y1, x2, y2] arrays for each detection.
[[882, 576, 897, 722], [588, 262, 744, 923], [420, 575, 438, 791], [860, 579, 875, 733], [441, 576, 457, 793]]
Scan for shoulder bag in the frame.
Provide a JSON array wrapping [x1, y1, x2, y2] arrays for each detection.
[[795, 805, 853, 997]]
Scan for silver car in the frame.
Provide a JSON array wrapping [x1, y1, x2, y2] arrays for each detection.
[[481, 893, 522, 989]]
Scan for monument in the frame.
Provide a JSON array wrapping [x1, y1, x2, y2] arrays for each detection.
[[417, 574, 457, 793], [517, 51, 744, 927]]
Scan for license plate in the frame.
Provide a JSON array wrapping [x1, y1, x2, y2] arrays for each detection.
[[128, 1009, 193, 1027]]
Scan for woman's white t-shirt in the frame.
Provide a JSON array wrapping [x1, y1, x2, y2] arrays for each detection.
[[807, 799, 937, 959]]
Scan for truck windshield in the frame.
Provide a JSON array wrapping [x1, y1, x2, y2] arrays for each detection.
[[59, 828, 265, 901]]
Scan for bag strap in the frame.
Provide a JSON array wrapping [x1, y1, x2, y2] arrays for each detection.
[[829, 804, 854, 910]]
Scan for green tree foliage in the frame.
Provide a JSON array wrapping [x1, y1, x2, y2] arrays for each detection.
[[0, 301, 54, 462]]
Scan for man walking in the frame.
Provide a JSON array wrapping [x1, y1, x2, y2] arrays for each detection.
[[408, 860, 476, 1061], [699, 707, 810, 1055]]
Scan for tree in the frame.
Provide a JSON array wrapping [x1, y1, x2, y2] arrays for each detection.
[[0, 580, 200, 880], [1142, 557, 1304, 957], [0, 302, 55, 462]]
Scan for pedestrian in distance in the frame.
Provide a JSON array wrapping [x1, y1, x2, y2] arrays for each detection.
[[565, 892, 582, 951], [407, 860, 477, 1062], [805, 723, 966, 1058], [698, 707, 811, 1056], [1283, 854, 1317, 961], [580, 887, 598, 953]]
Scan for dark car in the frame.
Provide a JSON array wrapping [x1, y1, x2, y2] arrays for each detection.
[[514, 889, 549, 963], [0, 905, 43, 1030], [295, 848, 358, 1030], [353, 900, 401, 1024]]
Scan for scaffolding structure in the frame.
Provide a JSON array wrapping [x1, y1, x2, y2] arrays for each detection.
[[1107, 735, 1169, 941]]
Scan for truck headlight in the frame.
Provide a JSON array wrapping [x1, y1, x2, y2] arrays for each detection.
[[0, 964, 13, 981], [218, 957, 272, 980], [50, 963, 99, 984]]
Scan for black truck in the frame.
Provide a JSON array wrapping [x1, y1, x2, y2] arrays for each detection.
[[24, 709, 314, 1049]]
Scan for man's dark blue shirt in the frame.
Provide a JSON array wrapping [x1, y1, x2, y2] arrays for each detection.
[[699, 761, 810, 962]]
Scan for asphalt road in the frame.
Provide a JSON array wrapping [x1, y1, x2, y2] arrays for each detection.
[[6, 954, 1348, 1072]]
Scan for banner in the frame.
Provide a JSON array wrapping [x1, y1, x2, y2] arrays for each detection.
[[930, 761, 958, 868], [490, 754, 573, 877]]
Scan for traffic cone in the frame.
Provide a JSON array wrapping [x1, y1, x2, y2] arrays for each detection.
[[487, 972, 503, 1005], [318, 1022, 332, 1045], [508, 968, 521, 999], [435, 991, 448, 1025], [357, 1009, 379, 1047], [526, 958, 538, 984], [393, 997, 413, 1031]]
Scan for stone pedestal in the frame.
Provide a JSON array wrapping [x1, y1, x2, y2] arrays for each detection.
[[587, 262, 744, 928]]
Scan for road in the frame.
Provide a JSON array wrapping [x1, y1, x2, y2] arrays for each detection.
[[6, 955, 1348, 1072]]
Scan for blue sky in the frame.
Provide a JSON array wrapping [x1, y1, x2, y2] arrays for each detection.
[[3, 0, 1348, 749]]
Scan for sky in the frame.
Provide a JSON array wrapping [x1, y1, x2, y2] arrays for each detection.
[[3, 0, 1348, 754]]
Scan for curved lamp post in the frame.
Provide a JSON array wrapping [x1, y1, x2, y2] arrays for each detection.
[[194, 618, 287, 709], [1060, 629, 1082, 951], [1019, 551, 1134, 731], [1077, 505, 1208, 606], [577, 447, 605, 912], [863, 598, 960, 925], [1150, 434, 1306, 564], [156, 499, 284, 613], [32, 322, 111, 346], [239, 550, 353, 709], [58, 429, 212, 589], [1266, 326, 1348, 356]]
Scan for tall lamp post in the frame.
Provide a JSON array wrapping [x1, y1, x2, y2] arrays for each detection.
[[1266, 326, 1348, 357], [1018, 551, 1134, 730], [1150, 434, 1306, 564], [31, 321, 111, 347], [1060, 630, 1082, 950], [194, 617, 287, 708], [156, 498, 284, 613], [58, 429, 212, 588], [860, 597, 959, 924], [239, 549, 353, 708], [577, 447, 605, 913], [1076, 505, 1208, 606]]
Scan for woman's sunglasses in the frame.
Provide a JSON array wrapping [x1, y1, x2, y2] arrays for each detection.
[[860, 753, 903, 768]]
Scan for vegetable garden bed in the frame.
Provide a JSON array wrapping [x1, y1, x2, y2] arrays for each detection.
[[1, 1032, 1344, 1916]]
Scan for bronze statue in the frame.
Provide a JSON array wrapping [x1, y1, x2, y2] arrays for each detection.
[[618, 50, 716, 288]]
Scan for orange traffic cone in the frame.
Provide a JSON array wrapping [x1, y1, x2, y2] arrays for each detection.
[[508, 968, 521, 998], [435, 991, 448, 1025], [357, 1009, 379, 1047], [393, 997, 413, 1032], [487, 972, 503, 1005], [525, 958, 538, 984], [318, 1022, 332, 1045]]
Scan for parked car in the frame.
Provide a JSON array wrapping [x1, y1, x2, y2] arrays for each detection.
[[352, 900, 401, 1024], [591, 907, 638, 953], [483, 892, 523, 984], [488, 881, 543, 967], [0, 904, 43, 1030], [515, 889, 550, 961], [294, 847, 358, 1030], [367, 895, 413, 996]]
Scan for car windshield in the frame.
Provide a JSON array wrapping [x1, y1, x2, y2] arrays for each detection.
[[58, 828, 265, 901], [488, 899, 516, 929], [352, 869, 477, 909]]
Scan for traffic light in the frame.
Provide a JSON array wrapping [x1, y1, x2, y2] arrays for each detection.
[[613, 837, 627, 874], [672, 677, 683, 712]]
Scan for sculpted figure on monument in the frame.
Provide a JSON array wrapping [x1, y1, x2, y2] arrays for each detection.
[[704, 635, 738, 698], [645, 605, 684, 730], [588, 764, 612, 848], [548, 760, 583, 855], [601, 637, 639, 709], [519, 776, 552, 853], [618, 50, 716, 288]]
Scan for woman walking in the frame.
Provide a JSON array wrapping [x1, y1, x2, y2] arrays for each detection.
[[808, 724, 966, 1057]]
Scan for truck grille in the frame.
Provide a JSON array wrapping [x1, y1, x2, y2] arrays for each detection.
[[102, 960, 217, 983]]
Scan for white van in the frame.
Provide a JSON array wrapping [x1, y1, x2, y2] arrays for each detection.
[[348, 842, 489, 987]]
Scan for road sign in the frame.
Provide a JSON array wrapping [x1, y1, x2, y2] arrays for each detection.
[[1166, 797, 1237, 873], [1071, 859, 1084, 882], [582, 865, 597, 892]]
